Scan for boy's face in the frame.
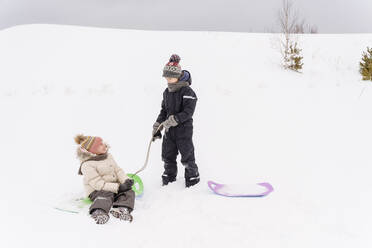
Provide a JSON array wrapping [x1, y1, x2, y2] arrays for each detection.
[[165, 77, 178, 84]]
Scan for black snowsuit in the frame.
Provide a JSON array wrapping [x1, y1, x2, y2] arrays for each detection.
[[156, 71, 199, 184]]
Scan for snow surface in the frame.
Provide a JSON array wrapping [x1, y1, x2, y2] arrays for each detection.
[[1, 24, 372, 248]]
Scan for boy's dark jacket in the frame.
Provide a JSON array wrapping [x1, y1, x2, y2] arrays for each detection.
[[156, 70, 197, 127]]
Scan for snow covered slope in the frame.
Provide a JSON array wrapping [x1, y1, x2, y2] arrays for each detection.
[[1, 24, 372, 248]]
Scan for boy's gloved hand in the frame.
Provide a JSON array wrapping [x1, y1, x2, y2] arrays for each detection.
[[152, 122, 163, 141], [162, 115, 178, 132], [118, 179, 134, 193]]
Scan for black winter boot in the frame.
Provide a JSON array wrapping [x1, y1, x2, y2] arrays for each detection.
[[185, 165, 200, 187], [162, 174, 176, 186], [185, 176, 200, 187]]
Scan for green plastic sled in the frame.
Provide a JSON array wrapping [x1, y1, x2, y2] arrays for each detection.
[[127, 173, 144, 196]]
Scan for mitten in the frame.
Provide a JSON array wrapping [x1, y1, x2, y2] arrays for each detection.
[[118, 179, 134, 193], [162, 115, 178, 132], [152, 122, 163, 141]]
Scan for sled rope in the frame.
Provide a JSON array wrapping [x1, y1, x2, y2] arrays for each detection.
[[133, 123, 163, 176]]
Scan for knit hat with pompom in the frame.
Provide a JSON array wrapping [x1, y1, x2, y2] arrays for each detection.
[[162, 54, 182, 78], [74, 134, 103, 154]]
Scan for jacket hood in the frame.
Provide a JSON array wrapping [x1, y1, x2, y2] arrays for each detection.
[[179, 70, 192, 85], [76, 143, 110, 162]]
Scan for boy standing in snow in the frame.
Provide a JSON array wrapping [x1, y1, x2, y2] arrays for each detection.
[[75, 135, 135, 224], [152, 54, 200, 187]]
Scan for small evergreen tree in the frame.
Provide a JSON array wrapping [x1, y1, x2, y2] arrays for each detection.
[[359, 47, 372, 81], [285, 42, 303, 72], [277, 0, 305, 73]]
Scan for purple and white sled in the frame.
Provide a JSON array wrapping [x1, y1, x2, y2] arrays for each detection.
[[208, 181, 274, 197]]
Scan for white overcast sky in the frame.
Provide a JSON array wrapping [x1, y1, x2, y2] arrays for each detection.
[[0, 0, 371, 33]]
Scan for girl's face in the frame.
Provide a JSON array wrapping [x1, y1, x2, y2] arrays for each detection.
[[166, 77, 178, 84], [95, 142, 108, 155]]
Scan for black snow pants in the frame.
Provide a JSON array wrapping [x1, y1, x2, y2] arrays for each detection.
[[88, 190, 135, 214], [162, 125, 199, 180]]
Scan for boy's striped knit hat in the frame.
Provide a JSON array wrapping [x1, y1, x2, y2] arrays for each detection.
[[74, 135, 102, 153], [162, 54, 182, 78]]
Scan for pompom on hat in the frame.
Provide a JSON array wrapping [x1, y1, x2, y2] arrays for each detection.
[[74, 134, 103, 155], [162, 54, 182, 78]]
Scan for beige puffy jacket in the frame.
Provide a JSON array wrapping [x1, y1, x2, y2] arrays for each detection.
[[77, 148, 130, 196]]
